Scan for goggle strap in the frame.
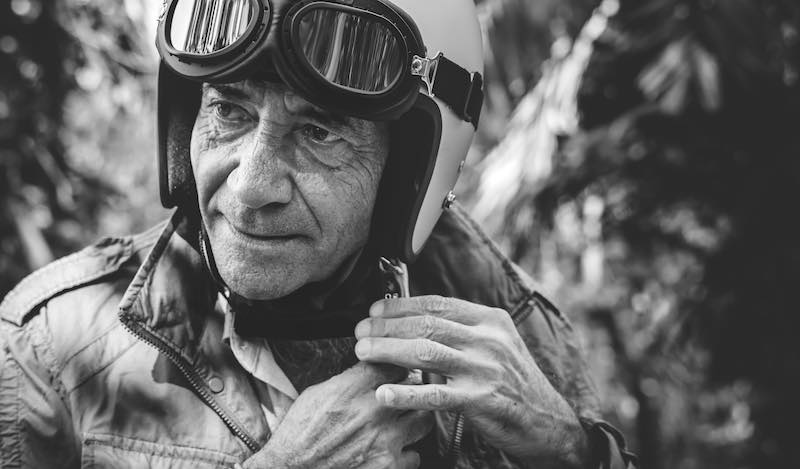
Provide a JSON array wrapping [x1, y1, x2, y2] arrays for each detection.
[[432, 55, 483, 129]]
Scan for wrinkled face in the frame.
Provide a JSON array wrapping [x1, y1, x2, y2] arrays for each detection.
[[191, 79, 390, 300]]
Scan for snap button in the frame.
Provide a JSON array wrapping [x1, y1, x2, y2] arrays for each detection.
[[208, 376, 224, 393]]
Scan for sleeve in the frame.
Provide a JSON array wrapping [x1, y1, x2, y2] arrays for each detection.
[[1, 311, 80, 468], [581, 418, 638, 469], [515, 291, 638, 469]]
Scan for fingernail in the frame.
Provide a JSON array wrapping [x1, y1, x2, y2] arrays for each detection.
[[354, 320, 370, 339], [370, 301, 385, 317], [377, 387, 395, 405], [355, 339, 371, 358]]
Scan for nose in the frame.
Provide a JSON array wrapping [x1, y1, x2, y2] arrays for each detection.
[[227, 123, 294, 209]]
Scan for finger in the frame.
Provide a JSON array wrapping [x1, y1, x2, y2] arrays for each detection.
[[376, 384, 468, 411], [354, 315, 476, 348], [397, 410, 434, 446], [396, 450, 421, 469], [355, 338, 467, 375], [343, 361, 409, 389], [370, 296, 496, 325]]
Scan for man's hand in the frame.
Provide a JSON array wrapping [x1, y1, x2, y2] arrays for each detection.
[[354, 296, 590, 469], [243, 362, 433, 469]]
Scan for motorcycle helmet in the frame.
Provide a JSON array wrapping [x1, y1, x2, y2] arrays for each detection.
[[156, 0, 484, 262]]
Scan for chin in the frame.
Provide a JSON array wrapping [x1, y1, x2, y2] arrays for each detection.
[[217, 260, 308, 301], [208, 234, 312, 301], [225, 280, 302, 301]]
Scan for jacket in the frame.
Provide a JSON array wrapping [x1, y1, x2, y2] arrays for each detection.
[[0, 205, 636, 468]]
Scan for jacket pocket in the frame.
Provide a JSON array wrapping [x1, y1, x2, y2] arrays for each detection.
[[81, 433, 240, 469]]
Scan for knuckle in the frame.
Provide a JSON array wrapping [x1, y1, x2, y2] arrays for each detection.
[[369, 318, 385, 337], [414, 340, 440, 364], [421, 295, 448, 313], [483, 327, 510, 355], [495, 308, 516, 329], [473, 383, 496, 402], [478, 359, 504, 381], [416, 315, 438, 339], [489, 306, 511, 321], [427, 387, 448, 407]]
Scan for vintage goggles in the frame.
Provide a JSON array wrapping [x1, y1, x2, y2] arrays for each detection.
[[156, 0, 483, 125]]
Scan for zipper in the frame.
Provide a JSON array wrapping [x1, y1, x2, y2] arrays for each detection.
[[449, 413, 465, 466], [119, 313, 262, 454]]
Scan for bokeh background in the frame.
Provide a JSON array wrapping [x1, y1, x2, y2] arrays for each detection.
[[2, 0, 799, 467]]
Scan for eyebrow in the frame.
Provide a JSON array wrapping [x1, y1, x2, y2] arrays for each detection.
[[205, 83, 353, 128], [302, 107, 351, 128], [206, 83, 250, 101]]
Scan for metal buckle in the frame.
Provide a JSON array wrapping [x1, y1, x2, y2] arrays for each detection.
[[379, 257, 410, 298], [411, 52, 443, 97]]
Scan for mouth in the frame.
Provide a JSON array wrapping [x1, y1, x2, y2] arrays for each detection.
[[224, 217, 304, 244]]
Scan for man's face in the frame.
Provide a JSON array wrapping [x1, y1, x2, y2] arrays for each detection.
[[191, 80, 390, 300]]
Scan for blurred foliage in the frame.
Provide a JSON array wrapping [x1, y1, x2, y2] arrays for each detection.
[[472, 0, 596, 149], [472, 0, 800, 468], [3, 0, 800, 467], [0, 0, 165, 297]]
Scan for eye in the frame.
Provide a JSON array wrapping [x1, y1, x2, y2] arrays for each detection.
[[302, 124, 342, 144], [211, 101, 250, 122]]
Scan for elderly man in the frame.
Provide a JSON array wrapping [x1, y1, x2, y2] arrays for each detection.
[[0, 0, 635, 467]]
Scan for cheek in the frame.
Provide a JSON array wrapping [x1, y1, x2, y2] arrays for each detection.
[[334, 134, 389, 200], [190, 117, 244, 209], [336, 158, 384, 207], [309, 145, 388, 240]]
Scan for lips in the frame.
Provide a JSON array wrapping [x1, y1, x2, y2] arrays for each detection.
[[223, 215, 305, 241]]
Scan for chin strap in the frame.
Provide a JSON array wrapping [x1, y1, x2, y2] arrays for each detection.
[[198, 226, 232, 300]]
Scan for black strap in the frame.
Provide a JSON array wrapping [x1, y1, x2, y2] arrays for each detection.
[[233, 303, 370, 340], [430, 55, 483, 129]]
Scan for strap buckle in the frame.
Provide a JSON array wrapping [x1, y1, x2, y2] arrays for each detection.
[[411, 52, 443, 97], [411, 52, 484, 128]]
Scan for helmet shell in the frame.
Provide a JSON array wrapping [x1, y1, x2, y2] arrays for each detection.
[[392, 0, 483, 256]]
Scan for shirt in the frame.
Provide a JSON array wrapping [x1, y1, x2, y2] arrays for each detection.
[[220, 295, 298, 431]]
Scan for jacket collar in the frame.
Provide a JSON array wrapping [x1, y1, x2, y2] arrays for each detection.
[[118, 204, 535, 359], [118, 209, 217, 362]]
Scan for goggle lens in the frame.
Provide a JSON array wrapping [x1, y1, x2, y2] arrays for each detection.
[[169, 0, 254, 54], [295, 8, 404, 94]]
